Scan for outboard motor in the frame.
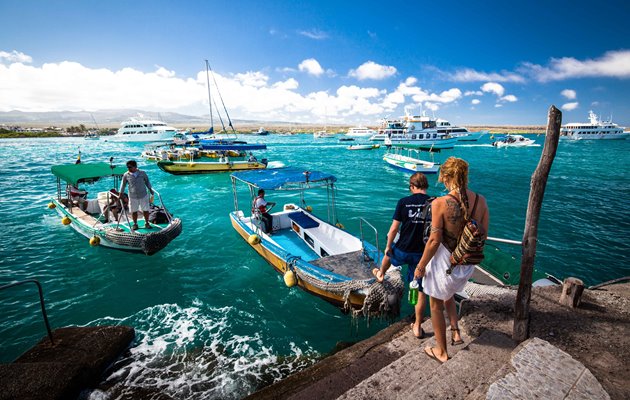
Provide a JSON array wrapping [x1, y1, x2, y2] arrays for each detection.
[[261, 158, 268, 166]]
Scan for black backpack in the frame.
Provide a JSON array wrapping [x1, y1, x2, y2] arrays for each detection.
[[420, 197, 436, 246]]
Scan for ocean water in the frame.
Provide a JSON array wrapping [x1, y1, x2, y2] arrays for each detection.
[[1, 134, 629, 399]]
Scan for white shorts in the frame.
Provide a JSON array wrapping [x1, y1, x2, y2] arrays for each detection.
[[129, 194, 150, 213]]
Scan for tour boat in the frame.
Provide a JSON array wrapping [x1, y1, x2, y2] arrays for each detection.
[[435, 119, 487, 141], [560, 110, 629, 140], [388, 112, 458, 150], [49, 161, 182, 255], [369, 119, 405, 141], [156, 144, 269, 175], [229, 167, 403, 316], [492, 134, 536, 148], [106, 117, 179, 142], [313, 130, 335, 139], [346, 126, 377, 137]]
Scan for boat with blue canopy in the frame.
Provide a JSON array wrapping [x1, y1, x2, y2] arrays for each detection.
[[49, 161, 182, 255], [229, 167, 404, 317]]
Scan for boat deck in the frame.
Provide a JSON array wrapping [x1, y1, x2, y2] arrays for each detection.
[[271, 228, 319, 261], [310, 250, 375, 280], [471, 266, 505, 286]]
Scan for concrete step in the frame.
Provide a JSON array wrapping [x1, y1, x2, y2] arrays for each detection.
[[336, 320, 474, 400], [246, 316, 429, 400], [400, 330, 516, 399]]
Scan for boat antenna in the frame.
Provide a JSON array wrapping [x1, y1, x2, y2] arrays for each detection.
[[205, 60, 214, 134], [207, 61, 236, 133]]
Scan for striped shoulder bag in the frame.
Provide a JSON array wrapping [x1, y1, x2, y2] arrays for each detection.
[[448, 193, 485, 272]]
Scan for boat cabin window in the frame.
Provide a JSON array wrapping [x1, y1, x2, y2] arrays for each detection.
[[304, 233, 314, 247], [412, 134, 417, 139], [320, 248, 329, 258]]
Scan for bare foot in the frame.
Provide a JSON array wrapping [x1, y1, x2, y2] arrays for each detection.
[[410, 323, 424, 339], [372, 268, 384, 283], [424, 346, 448, 364]]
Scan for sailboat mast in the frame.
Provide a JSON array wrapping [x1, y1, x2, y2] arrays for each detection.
[[205, 59, 214, 132]]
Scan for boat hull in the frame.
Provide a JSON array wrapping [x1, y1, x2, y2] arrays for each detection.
[[157, 160, 267, 175], [383, 153, 439, 174], [390, 137, 458, 150], [51, 198, 182, 255]]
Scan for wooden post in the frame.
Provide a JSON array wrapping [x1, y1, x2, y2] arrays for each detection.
[[513, 105, 561, 342], [559, 277, 585, 307]]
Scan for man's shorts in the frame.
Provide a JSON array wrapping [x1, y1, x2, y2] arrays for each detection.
[[388, 244, 423, 288], [129, 194, 150, 213]]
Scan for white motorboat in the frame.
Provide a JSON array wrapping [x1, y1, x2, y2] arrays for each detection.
[[107, 117, 179, 142], [383, 148, 440, 174], [560, 110, 629, 140], [346, 126, 376, 137], [314, 130, 335, 139], [347, 144, 380, 150], [492, 134, 536, 148]]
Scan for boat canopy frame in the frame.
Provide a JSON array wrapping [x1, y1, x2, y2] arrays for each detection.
[[230, 167, 339, 223]]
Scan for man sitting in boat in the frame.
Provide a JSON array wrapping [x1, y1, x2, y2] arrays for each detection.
[[247, 152, 257, 162], [103, 189, 129, 222], [253, 189, 275, 234]]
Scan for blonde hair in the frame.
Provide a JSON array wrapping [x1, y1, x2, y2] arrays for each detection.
[[439, 157, 470, 212]]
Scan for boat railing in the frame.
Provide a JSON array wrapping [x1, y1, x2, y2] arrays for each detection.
[[0, 279, 54, 345], [358, 217, 380, 265]]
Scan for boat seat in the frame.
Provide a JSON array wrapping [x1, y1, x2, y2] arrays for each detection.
[[287, 211, 320, 229]]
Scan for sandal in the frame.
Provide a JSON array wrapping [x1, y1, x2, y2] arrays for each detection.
[[424, 347, 447, 364], [451, 327, 464, 345], [410, 323, 424, 339]]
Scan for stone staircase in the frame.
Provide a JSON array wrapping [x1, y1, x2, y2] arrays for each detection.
[[246, 315, 609, 400]]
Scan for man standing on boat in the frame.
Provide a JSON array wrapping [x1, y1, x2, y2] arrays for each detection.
[[120, 160, 154, 230], [253, 189, 275, 234], [373, 172, 430, 338]]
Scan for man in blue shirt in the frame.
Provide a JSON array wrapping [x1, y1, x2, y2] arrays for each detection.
[[120, 160, 154, 230], [373, 172, 430, 338]]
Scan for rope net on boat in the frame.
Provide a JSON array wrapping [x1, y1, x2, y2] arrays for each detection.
[[103, 218, 183, 256], [294, 267, 404, 321]]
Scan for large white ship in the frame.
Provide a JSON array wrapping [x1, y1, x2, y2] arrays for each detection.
[[107, 117, 179, 142], [560, 111, 629, 140]]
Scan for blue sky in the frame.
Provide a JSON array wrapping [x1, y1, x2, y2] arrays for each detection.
[[2, 0, 630, 126]]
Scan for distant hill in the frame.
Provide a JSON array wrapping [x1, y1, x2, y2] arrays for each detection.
[[0, 109, 296, 129]]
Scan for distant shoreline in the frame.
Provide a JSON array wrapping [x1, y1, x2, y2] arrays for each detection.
[[0, 125, 547, 139]]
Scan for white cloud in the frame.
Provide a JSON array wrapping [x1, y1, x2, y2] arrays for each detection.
[[233, 71, 268, 88], [481, 82, 505, 97], [349, 61, 397, 81], [471, 99, 480, 105], [500, 94, 518, 102], [495, 104, 503, 108], [523, 50, 630, 82], [298, 58, 324, 77], [0, 50, 32, 64], [464, 90, 483, 96], [561, 102, 579, 111], [272, 78, 299, 90], [448, 68, 525, 83], [561, 89, 576, 99], [298, 29, 328, 40]]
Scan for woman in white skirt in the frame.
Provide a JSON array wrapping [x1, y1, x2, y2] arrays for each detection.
[[414, 157, 489, 363]]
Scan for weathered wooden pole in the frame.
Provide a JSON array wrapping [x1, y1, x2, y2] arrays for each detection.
[[513, 105, 561, 342]]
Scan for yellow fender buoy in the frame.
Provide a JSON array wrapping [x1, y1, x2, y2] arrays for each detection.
[[89, 236, 101, 246], [247, 234, 261, 245], [47, 202, 56, 209], [284, 270, 297, 287], [61, 216, 71, 225], [305, 206, 313, 212], [335, 222, 345, 229]]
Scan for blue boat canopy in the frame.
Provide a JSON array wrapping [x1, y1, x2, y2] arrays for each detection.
[[231, 167, 336, 190], [51, 162, 127, 185]]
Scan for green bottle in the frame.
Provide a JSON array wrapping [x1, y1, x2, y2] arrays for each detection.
[[408, 280, 419, 305]]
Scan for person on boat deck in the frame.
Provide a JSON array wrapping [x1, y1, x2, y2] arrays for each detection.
[[248, 152, 257, 162], [414, 157, 489, 364], [253, 189, 275, 234], [103, 188, 129, 222], [119, 160, 154, 230], [372, 172, 430, 339]]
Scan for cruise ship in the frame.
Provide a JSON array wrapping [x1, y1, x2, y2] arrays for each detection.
[[107, 117, 179, 142], [388, 113, 458, 150], [369, 119, 406, 141], [435, 119, 488, 141], [560, 111, 629, 140]]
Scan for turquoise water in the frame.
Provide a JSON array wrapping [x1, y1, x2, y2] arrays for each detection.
[[1, 135, 629, 398]]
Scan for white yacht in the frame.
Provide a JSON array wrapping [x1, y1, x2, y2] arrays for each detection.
[[346, 126, 377, 137], [107, 117, 179, 142], [560, 111, 629, 140], [492, 134, 536, 148], [369, 119, 406, 141], [388, 113, 458, 150], [435, 119, 487, 141], [313, 130, 335, 139]]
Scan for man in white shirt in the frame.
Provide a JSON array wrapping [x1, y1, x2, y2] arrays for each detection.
[[253, 189, 275, 234]]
